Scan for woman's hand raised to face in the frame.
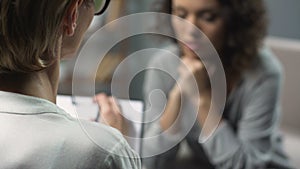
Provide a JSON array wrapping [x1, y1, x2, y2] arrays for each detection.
[[94, 93, 127, 135], [177, 57, 211, 96]]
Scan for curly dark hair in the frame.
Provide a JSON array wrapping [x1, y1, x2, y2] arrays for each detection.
[[155, 0, 268, 78]]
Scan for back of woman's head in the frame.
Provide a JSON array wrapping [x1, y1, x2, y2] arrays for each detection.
[[0, 0, 76, 73]]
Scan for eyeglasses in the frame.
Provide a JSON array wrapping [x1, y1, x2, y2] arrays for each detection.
[[94, 0, 110, 15]]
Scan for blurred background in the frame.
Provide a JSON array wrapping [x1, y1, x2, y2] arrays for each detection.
[[58, 0, 300, 167]]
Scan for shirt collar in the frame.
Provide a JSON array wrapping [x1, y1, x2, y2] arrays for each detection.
[[0, 91, 66, 115]]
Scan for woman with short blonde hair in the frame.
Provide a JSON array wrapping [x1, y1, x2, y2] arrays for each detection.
[[0, 0, 140, 168]]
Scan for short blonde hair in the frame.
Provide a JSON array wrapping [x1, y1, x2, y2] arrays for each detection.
[[0, 0, 76, 73]]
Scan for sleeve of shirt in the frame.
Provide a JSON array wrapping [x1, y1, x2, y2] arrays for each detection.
[[202, 72, 283, 169], [103, 139, 142, 169]]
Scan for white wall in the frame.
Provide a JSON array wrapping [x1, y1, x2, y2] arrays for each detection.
[[266, 36, 300, 168]]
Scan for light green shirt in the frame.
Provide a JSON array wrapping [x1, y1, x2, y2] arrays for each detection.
[[0, 91, 141, 169]]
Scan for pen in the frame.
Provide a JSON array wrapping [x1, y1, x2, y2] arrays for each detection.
[[71, 96, 77, 106], [95, 110, 100, 122]]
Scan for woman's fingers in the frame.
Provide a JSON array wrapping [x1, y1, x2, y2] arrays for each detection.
[[110, 97, 128, 134], [94, 93, 125, 134], [95, 94, 111, 113], [177, 57, 211, 94], [110, 97, 122, 114]]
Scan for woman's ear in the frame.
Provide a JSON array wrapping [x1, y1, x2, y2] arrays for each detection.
[[63, 0, 82, 36]]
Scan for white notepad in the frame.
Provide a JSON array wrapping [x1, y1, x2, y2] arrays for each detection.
[[56, 95, 144, 154]]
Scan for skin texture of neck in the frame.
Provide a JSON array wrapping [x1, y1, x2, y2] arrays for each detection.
[[0, 60, 60, 103], [0, 37, 62, 104]]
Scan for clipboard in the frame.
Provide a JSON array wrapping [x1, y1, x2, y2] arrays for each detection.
[[56, 95, 144, 155]]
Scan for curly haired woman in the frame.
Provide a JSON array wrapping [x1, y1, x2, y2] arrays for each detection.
[[142, 0, 293, 168]]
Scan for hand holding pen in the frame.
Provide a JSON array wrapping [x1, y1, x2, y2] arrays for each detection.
[[94, 93, 127, 135]]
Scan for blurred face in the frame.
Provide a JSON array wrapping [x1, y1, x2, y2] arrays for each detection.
[[61, 0, 95, 59], [171, 0, 225, 59]]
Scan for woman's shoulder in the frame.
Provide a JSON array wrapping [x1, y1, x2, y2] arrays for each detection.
[[244, 46, 283, 79], [57, 118, 140, 167], [72, 119, 129, 151], [259, 46, 283, 75]]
